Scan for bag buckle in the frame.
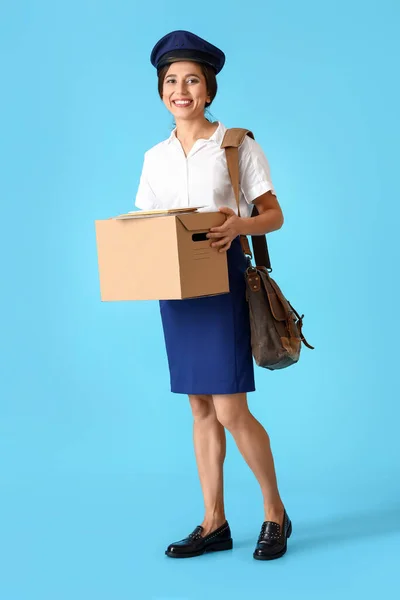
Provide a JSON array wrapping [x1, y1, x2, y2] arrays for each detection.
[[240, 235, 252, 258], [247, 268, 261, 292]]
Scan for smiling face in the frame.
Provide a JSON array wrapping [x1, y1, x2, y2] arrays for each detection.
[[161, 61, 212, 121]]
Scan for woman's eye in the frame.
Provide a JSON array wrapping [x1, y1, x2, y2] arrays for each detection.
[[165, 78, 199, 84]]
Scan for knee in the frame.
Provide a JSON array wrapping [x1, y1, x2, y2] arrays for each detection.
[[214, 400, 250, 432], [188, 395, 216, 421]]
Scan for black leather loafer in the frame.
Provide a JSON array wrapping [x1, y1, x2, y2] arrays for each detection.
[[253, 509, 292, 561], [165, 521, 233, 558]]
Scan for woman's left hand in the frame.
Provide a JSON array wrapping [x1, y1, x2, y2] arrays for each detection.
[[206, 207, 243, 252]]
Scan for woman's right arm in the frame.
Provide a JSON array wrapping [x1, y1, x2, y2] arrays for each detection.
[[135, 152, 158, 211]]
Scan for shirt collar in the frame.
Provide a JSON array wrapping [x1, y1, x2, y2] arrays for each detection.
[[167, 121, 226, 147]]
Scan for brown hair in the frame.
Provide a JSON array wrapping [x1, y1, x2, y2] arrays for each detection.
[[157, 62, 218, 109]]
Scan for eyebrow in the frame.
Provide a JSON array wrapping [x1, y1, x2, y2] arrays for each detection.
[[165, 73, 201, 78]]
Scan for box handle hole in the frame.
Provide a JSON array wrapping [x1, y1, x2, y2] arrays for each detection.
[[192, 232, 208, 242]]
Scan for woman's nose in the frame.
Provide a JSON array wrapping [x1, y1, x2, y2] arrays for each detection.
[[177, 81, 188, 94]]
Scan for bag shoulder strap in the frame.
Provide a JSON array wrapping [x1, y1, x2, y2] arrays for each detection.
[[221, 128, 272, 270], [220, 128, 255, 148]]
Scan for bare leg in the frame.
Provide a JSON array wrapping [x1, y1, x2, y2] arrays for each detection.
[[213, 393, 285, 525], [188, 394, 227, 535]]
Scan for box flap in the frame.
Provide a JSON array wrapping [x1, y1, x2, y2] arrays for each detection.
[[113, 207, 201, 220], [176, 212, 226, 231]]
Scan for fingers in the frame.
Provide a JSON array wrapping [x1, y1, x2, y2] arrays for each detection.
[[209, 224, 228, 234], [211, 236, 231, 250], [207, 230, 227, 239], [218, 240, 232, 253]]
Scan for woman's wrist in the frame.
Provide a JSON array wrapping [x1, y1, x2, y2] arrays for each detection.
[[237, 217, 252, 236]]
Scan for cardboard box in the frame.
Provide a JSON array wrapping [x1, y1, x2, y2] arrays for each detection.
[[94, 211, 230, 301]]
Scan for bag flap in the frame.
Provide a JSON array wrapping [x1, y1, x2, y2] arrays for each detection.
[[176, 212, 226, 231]]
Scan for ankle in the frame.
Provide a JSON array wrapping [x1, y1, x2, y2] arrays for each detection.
[[264, 502, 285, 525], [201, 514, 227, 535]]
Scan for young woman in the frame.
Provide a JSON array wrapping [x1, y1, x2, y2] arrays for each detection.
[[135, 30, 292, 561]]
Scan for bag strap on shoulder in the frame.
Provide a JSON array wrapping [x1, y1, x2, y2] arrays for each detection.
[[220, 128, 254, 148], [221, 128, 272, 271]]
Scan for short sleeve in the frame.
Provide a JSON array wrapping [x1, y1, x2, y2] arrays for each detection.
[[135, 152, 158, 210], [239, 136, 276, 204]]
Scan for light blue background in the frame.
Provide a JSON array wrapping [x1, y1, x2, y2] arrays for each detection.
[[1, 1, 399, 599]]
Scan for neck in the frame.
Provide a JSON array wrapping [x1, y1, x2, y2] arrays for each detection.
[[174, 116, 218, 144]]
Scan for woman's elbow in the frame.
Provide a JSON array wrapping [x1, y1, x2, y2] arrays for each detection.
[[273, 208, 284, 231]]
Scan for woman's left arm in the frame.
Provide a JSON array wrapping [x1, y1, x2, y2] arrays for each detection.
[[208, 137, 284, 252], [207, 192, 284, 252], [238, 190, 284, 235]]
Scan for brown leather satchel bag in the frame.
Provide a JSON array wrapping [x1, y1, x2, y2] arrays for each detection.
[[221, 128, 314, 369]]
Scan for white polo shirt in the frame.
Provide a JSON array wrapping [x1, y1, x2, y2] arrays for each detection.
[[135, 121, 276, 218]]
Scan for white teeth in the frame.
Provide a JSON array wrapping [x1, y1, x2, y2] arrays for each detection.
[[174, 100, 192, 105]]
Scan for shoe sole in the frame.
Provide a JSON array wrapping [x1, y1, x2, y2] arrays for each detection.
[[165, 538, 233, 559], [253, 521, 292, 561]]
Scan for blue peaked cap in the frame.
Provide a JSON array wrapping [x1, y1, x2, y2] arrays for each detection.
[[150, 30, 225, 74]]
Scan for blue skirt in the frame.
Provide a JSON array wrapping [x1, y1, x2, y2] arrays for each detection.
[[159, 236, 255, 395]]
